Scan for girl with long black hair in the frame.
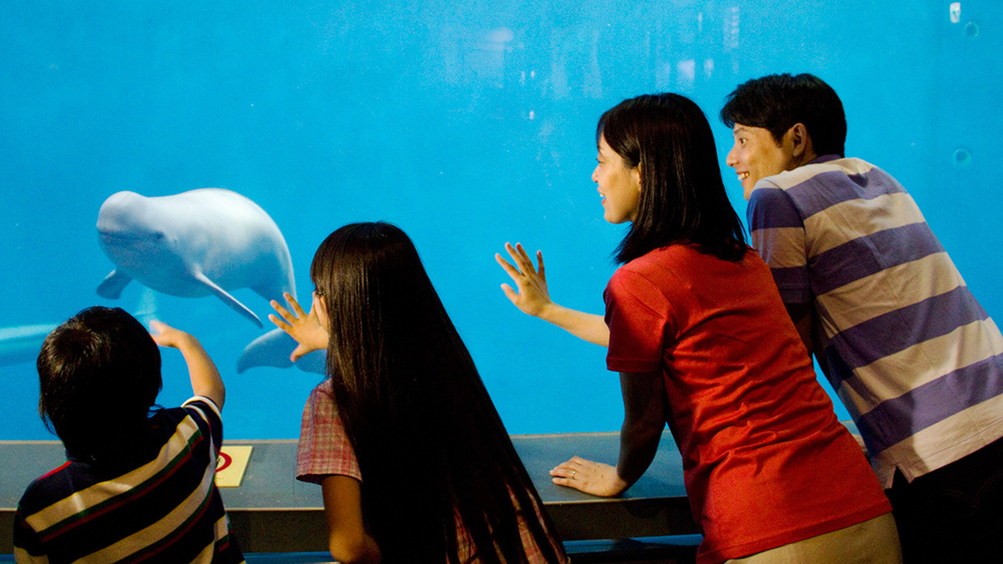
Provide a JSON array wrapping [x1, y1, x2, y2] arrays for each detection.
[[270, 222, 566, 564], [496, 93, 901, 563]]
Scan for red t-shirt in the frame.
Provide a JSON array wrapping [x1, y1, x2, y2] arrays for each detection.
[[604, 244, 891, 564]]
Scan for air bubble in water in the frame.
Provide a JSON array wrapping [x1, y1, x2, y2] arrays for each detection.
[[952, 147, 973, 166]]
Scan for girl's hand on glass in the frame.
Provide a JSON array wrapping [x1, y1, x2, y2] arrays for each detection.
[[269, 292, 329, 362]]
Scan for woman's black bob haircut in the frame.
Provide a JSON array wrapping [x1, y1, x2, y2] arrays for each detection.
[[720, 73, 847, 158], [37, 306, 162, 463], [598, 93, 747, 264], [309, 222, 565, 563]]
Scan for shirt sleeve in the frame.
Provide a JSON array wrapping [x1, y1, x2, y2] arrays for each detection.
[[181, 396, 223, 454], [13, 508, 46, 563], [603, 267, 674, 374], [296, 383, 362, 484], [747, 183, 812, 304]]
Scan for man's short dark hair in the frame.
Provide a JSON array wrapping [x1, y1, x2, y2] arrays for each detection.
[[37, 306, 162, 462], [720, 73, 847, 157]]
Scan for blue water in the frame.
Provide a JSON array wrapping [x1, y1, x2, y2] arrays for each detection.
[[2, 1, 1000, 440]]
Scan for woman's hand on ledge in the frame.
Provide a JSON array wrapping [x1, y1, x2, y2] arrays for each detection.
[[550, 456, 629, 497]]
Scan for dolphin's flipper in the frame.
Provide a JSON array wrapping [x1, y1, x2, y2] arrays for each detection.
[[238, 328, 326, 374], [193, 271, 263, 328], [97, 270, 133, 299], [296, 351, 326, 374]]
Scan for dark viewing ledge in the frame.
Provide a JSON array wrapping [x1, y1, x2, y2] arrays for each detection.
[[1, 431, 695, 554]]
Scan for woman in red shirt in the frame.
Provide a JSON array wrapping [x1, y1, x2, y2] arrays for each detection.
[[496, 93, 901, 563]]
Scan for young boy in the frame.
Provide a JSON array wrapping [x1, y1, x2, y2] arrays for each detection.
[[13, 306, 244, 563], [720, 73, 1003, 562]]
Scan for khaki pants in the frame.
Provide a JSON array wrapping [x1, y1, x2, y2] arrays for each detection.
[[724, 513, 902, 564]]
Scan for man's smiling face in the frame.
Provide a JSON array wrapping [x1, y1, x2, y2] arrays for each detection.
[[725, 123, 799, 200]]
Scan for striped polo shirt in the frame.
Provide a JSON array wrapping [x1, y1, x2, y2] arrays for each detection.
[[13, 397, 244, 564], [748, 156, 1003, 487]]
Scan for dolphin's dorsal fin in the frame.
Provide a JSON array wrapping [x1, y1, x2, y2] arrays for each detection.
[[193, 271, 263, 328], [97, 270, 132, 299]]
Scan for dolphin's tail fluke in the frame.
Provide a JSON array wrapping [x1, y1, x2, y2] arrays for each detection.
[[0, 324, 59, 367], [237, 328, 326, 374]]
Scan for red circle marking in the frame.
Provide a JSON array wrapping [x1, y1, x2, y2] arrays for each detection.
[[217, 452, 233, 472]]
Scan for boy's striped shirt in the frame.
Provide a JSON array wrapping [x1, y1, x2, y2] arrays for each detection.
[[14, 397, 244, 563]]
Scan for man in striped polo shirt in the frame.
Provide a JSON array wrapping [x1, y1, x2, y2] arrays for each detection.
[[719, 73, 1003, 562], [13, 307, 244, 563]]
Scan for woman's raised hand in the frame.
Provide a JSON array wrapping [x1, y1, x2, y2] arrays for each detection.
[[269, 292, 329, 362], [495, 242, 610, 346], [495, 242, 552, 318]]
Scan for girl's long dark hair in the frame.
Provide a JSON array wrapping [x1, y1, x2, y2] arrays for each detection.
[[311, 222, 565, 563], [599, 93, 747, 264]]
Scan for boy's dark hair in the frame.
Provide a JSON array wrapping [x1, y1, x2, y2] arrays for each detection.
[[720, 73, 847, 157], [599, 93, 747, 264], [37, 306, 162, 462]]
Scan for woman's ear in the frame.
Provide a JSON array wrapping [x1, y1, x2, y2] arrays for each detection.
[[633, 165, 642, 193]]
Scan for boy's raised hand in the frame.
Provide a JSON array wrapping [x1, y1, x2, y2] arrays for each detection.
[[150, 320, 194, 349], [149, 320, 225, 409]]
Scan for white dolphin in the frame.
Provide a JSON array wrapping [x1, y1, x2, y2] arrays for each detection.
[[96, 188, 321, 373], [96, 188, 295, 328]]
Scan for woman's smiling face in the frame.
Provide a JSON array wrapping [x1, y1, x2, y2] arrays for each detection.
[[592, 134, 641, 224]]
